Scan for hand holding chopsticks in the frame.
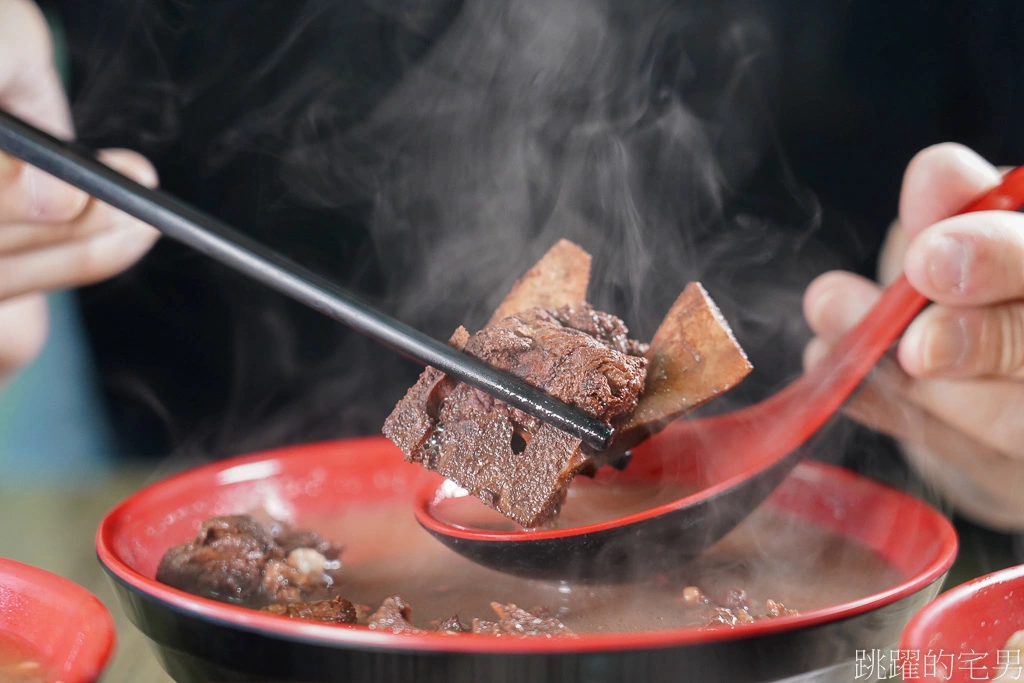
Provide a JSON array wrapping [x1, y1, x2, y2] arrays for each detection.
[[0, 108, 614, 450]]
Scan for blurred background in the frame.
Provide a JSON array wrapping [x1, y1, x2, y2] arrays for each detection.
[[1, 1, 1023, 678]]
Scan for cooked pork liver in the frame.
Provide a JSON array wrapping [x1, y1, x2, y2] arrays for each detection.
[[679, 585, 798, 627], [385, 304, 648, 528], [261, 595, 357, 624], [430, 615, 470, 632], [384, 239, 752, 528], [471, 603, 575, 637], [367, 596, 425, 633]]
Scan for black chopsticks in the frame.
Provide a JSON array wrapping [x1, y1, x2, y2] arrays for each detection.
[[0, 109, 613, 451]]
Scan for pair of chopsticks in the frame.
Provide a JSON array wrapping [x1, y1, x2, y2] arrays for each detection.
[[0, 109, 613, 451]]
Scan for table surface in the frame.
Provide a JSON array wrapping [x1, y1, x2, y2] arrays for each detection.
[[1, 470, 173, 683], [0, 466, 1014, 683]]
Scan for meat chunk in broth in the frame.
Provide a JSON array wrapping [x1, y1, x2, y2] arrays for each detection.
[[156, 515, 342, 605]]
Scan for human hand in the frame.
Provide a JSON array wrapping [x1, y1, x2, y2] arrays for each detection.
[[803, 143, 1024, 530], [0, 0, 159, 385]]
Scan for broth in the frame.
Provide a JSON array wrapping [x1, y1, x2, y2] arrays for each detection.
[[300, 491, 903, 632], [433, 478, 700, 531], [0, 635, 54, 683]]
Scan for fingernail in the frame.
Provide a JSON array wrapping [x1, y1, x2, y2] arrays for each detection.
[[24, 167, 66, 219], [802, 338, 829, 372], [920, 315, 970, 372], [927, 235, 969, 293]]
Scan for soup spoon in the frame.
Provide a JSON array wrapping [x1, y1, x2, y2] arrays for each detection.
[[416, 166, 1024, 582]]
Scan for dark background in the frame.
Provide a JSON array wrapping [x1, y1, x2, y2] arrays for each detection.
[[35, 0, 1024, 566]]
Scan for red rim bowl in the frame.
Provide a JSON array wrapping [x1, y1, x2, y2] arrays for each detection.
[[900, 563, 1024, 683], [97, 436, 958, 656], [0, 557, 116, 683]]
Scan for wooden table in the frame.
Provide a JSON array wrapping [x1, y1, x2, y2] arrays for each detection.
[[0, 465, 1014, 683]]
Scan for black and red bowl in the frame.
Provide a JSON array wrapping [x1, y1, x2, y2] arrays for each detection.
[[0, 557, 116, 683], [900, 563, 1024, 683], [97, 436, 957, 683]]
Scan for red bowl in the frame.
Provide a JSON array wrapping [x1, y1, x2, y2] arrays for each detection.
[[0, 557, 116, 683], [900, 563, 1024, 683], [97, 436, 957, 683]]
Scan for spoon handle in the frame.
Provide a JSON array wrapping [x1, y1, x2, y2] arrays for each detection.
[[686, 164, 1024, 475]]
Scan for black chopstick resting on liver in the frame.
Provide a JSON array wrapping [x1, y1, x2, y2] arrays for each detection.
[[0, 108, 612, 451]]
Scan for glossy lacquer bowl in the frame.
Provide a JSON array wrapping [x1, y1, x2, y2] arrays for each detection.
[[97, 436, 957, 683], [900, 563, 1024, 683], [0, 557, 116, 683]]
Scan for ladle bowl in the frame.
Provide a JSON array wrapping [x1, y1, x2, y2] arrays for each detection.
[[417, 166, 1024, 580]]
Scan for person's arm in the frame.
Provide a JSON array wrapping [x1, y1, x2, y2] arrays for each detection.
[[803, 143, 1024, 531], [0, 0, 159, 389]]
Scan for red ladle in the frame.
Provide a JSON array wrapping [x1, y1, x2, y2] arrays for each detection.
[[417, 166, 1024, 581]]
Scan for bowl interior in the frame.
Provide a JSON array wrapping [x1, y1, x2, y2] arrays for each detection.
[[0, 558, 115, 683], [98, 436, 956, 653], [900, 564, 1024, 683]]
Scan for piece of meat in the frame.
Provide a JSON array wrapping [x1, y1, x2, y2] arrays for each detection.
[[386, 306, 647, 528], [610, 283, 752, 455], [383, 328, 467, 459], [156, 516, 283, 603], [471, 603, 574, 637], [430, 615, 470, 633], [367, 596, 425, 633], [384, 240, 750, 527], [467, 307, 647, 423], [261, 596, 357, 624], [550, 304, 649, 357], [156, 515, 343, 606], [487, 238, 591, 326], [679, 585, 799, 628]]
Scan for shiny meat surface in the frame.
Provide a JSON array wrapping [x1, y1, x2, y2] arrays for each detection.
[[261, 595, 357, 624], [384, 305, 647, 528], [430, 615, 470, 632], [156, 516, 283, 603], [156, 515, 341, 605], [471, 603, 575, 637], [679, 585, 798, 628], [367, 596, 425, 633]]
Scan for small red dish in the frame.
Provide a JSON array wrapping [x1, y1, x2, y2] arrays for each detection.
[[0, 557, 116, 683], [97, 436, 958, 682], [900, 563, 1024, 683]]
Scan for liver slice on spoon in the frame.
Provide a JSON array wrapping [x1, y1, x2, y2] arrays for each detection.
[[383, 239, 750, 527]]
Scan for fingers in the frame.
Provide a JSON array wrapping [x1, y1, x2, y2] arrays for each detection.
[[0, 293, 46, 376], [0, 209, 158, 300], [899, 302, 1024, 379], [903, 210, 1024, 306], [804, 271, 1024, 453], [0, 151, 90, 223], [899, 143, 1003, 241], [802, 270, 881, 341], [877, 219, 906, 287], [0, 149, 160, 300]]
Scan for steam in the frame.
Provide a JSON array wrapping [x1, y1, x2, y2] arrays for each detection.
[[65, 0, 872, 470]]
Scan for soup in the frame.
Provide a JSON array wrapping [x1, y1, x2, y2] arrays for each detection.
[[0, 635, 54, 683], [432, 477, 701, 531], [156, 470, 905, 634], [301, 496, 902, 632]]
